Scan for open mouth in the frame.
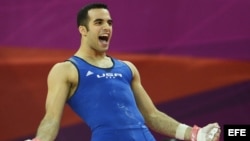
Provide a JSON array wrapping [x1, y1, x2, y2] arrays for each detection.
[[99, 36, 109, 44]]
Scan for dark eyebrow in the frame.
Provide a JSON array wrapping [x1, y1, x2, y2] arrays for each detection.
[[94, 18, 113, 23], [94, 19, 103, 22]]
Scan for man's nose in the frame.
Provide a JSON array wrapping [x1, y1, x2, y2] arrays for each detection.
[[103, 22, 111, 30]]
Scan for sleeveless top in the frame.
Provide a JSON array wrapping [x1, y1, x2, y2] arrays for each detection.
[[67, 56, 155, 141]]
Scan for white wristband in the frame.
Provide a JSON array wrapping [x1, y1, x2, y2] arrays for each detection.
[[175, 123, 188, 140]]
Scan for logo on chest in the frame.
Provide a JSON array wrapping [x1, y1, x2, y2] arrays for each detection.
[[86, 71, 123, 79], [97, 72, 123, 79]]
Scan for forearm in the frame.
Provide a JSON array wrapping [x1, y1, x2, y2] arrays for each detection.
[[145, 110, 192, 140], [145, 110, 179, 137], [35, 117, 60, 141]]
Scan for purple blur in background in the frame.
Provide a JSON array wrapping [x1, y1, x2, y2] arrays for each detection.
[[0, 0, 250, 60]]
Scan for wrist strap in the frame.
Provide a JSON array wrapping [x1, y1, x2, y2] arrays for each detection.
[[175, 123, 188, 140], [197, 128, 207, 141], [191, 125, 200, 141]]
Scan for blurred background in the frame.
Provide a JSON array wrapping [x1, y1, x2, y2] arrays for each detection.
[[1, 0, 250, 141]]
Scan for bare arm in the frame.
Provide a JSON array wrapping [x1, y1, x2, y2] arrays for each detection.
[[34, 62, 75, 141], [125, 61, 220, 141]]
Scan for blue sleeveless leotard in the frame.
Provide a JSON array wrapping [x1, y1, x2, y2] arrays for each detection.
[[67, 56, 156, 141]]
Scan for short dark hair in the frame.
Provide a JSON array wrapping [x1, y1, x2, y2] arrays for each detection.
[[77, 3, 108, 29]]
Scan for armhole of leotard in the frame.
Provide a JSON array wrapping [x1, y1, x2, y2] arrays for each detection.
[[65, 58, 81, 101]]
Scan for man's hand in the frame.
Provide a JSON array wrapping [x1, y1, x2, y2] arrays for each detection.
[[198, 123, 221, 141]]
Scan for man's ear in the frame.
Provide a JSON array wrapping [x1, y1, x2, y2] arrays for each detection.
[[78, 26, 87, 36]]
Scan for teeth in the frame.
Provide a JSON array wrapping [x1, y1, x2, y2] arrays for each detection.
[[99, 33, 109, 43], [100, 33, 108, 36]]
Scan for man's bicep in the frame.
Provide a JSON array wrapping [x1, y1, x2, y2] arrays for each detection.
[[127, 62, 157, 116], [45, 63, 71, 118]]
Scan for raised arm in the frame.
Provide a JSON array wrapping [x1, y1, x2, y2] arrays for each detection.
[[29, 62, 76, 141]]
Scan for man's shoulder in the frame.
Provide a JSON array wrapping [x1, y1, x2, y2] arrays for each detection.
[[121, 60, 134, 68], [54, 61, 73, 68], [50, 61, 76, 74]]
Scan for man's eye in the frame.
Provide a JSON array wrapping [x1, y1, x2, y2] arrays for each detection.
[[94, 20, 102, 25], [108, 22, 112, 26]]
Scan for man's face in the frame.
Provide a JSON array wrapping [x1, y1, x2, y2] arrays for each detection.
[[84, 8, 113, 52]]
